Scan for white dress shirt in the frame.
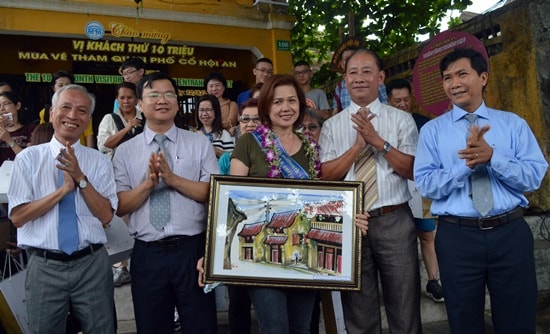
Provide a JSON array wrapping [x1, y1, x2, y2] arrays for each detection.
[[319, 99, 418, 210], [8, 137, 118, 250]]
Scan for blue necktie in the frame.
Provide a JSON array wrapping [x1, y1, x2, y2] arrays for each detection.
[[465, 113, 494, 216], [58, 169, 79, 254], [150, 134, 171, 231]]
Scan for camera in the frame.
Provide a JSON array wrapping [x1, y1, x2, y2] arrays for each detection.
[[2, 112, 14, 127]]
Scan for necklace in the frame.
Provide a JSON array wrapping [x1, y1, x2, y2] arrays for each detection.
[[256, 124, 321, 179], [201, 128, 214, 143]]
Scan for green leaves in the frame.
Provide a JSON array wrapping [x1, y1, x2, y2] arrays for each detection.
[[289, 0, 472, 87]]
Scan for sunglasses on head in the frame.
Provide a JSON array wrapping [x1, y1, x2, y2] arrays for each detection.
[[239, 116, 260, 124]]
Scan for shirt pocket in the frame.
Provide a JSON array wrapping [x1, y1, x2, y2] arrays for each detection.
[[173, 157, 201, 181]]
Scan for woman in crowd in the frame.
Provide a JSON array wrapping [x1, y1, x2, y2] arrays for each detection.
[[218, 98, 259, 175], [195, 94, 234, 158], [205, 72, 239, 135], [97, 82, 144, 159], [299, 108, 323, 143], [217, 98, 261, 333], [0, 91, 36, 162], [0, 91, 36, 334], [97, 82, 144, 287], [197, 75, 370, 333], [230, 74, 321, 333]]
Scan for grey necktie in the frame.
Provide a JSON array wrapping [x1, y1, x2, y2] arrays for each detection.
[[150, 134, 171, 230], [465, 113, 494, 216]]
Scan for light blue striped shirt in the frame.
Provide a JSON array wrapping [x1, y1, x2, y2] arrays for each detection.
[[8, 137, 118, 250], [414, 102, 548, 217], [112, 125, 219, 241]]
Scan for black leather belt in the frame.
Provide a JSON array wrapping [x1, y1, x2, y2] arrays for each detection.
[[30, 244, 103, 262], [439, 207, 523, 230], [368, 203, 409, 217], [136, 235, 198, 249]]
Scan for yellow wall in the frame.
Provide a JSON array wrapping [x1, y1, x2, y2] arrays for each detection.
[[0, 2, 295, 83]]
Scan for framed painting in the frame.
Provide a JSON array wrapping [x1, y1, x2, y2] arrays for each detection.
[[203, 175, 363, 291]]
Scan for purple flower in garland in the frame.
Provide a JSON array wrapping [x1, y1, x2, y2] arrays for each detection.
[[265, 150, 277, 162], [296, 131, 321, 179]]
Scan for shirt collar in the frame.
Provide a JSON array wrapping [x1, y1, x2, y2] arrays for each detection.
[[350, 98, 382, 115], [451, 101, 489, 122], [144, 124, 177, 145], [49, 136, 82, 158]]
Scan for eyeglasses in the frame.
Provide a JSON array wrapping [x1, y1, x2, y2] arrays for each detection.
[[255, 68, 273, 75], [299, 124, 319, 132], [198, 108, 214, 114], [144, 92, 178, 100], [294, 69, 310, 77], [0, 102, 13, 109], [239, 116, 260, 124], [122, 68, 139, 77]]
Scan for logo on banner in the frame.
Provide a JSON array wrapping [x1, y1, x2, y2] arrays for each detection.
[[85, 21, 105, 40]]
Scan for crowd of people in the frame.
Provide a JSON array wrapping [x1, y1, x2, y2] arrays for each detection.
[[0, 45, 547, 334]]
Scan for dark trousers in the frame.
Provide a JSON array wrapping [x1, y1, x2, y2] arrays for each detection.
[[227, 285, 251, 334], [436, 216, 537, 334], [131, 234, 217, 334]]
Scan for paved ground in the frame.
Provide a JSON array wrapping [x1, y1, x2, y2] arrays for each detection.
[[114, 283, 550, 333]]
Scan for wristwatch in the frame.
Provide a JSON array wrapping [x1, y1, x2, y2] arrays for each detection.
[[77, 176, 89, 190], [382, 141, 392, 155], [8, 141, 15, 148]]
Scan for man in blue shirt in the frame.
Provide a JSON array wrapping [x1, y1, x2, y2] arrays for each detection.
[[414, 48, 548, 333], [236, 57, 273, 110]]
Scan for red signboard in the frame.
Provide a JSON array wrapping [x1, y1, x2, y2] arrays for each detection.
[[412, 31, 488, 116]]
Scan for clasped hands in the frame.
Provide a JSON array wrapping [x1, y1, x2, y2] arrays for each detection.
[[352, 107, 381, 150], [56, 143, 85, 194], [147, 151, 174, 188], [458, 124, 492, 169]]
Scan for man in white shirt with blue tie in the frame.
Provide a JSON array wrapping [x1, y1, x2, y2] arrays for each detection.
[[8, 84, 118, 333]]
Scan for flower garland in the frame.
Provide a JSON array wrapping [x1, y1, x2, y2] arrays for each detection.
[[256, 124, 321, 179]]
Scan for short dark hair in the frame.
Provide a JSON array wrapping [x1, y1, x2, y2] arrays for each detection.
[[121, 57, 147, 71], [204, 72, 227, 90], [115, 82, 137, 98], [249, 83, 263, 99], [258, 74, 306, 129], [30, 123, 54, 145], [304, 108, 323, 128], [293, 60, 310, 69], [50, 71, 74, 88], [256, 57, 273, 66], [386, 79, 412, 97], [440, 48, 488, 77], [195, 94, 223, 136], [345, 48, 384, 72], [137, 72, 178, 100], [0, 91, 22, 106], [0, 82, 13, 91]]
